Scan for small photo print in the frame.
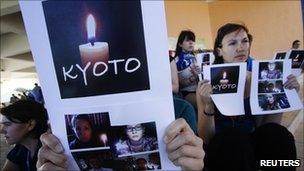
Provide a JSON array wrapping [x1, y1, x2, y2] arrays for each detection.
[[258, 80, 284, 93], [200, 53, 211, 79], [259, 61, 283, 80], [113, 152, 161, 170], [258, 93, 290, 111], [111, 122, 158, 157], [211, 66, 239, 94], [71, 149, 114, 171], [65, 113, 111, 150], [202, 53, 211, 66], [288, 50, 304, 68], [274, 52, 286, 60]]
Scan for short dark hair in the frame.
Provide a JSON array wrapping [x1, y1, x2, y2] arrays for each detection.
[[1, 100, 48, 138], [292, 40, 300, 46], [71, 114, 92, 129], [175, 30, 195, 57], [213, 23, 250, 64]]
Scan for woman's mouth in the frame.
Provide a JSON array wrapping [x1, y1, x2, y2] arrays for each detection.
[[235, 55, 247, 61]]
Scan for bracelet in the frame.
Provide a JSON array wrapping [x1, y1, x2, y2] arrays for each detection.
[[204, 110, 215, 116]]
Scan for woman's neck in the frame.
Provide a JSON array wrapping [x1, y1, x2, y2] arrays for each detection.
[[129, 138, 144, 146], [20, 136, 39, 158], [182, 49, 192, 54]]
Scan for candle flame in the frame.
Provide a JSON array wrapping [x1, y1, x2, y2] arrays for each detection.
[[223, 71, 227, 79], [100, 133, 107, 144], [86, 14, 95, 40]]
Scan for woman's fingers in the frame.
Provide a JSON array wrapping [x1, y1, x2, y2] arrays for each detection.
[[164, 118, 193, 144], [40, 132, 64, 153], [284, 74, 300, 91], [37, 146, 67, 169]]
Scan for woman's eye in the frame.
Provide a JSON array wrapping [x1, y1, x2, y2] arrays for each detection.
[[4, 123, 11, 126], [228, 42, 236, 46]]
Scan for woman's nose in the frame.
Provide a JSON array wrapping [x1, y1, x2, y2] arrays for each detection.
[[0, 125, 5, 134]]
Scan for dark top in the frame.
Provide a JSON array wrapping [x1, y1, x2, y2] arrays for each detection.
[[69, 138, 100, 149], [214, 57, 256, 134], [214, 98, 256, 134], [173, 96, 197, 134], [7, 142, 41, 171]]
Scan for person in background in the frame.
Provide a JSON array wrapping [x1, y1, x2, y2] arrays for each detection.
[[291, 40, 301, 49], [29, 83, 44, 105], [174, 30, 200, 109], [10, 94, 19, 103], [197, 23, 299, 171], [0, 100, 48, 171]]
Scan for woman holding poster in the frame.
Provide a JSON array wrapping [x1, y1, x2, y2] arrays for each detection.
[[197, 23, 300, 170]]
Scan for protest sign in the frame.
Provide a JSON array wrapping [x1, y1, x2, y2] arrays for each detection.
[[20, 1, 176, 170]]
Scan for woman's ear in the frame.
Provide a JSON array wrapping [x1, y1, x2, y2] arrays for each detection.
[[217, 47, 222, 57], [178, 42, 182, 48], [27, 119, 36, 131]]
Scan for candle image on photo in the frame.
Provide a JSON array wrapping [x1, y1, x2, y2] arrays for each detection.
[[99, 133, 108, 147], [79, 14, 109, 67], [219, 71, 229, 84]]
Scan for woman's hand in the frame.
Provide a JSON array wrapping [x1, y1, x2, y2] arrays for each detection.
[[190, 65, 200, 75], [284, 74, 300, 92], [197, 80, 213, 104], [164, 118, 205, 171], [37, 132, 67, 171]]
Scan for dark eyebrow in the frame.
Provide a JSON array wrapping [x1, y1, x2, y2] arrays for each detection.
[[227, 39, 237, 42], [0, 121, 11, 124]]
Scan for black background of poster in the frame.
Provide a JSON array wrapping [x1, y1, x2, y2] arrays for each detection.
[[275, 52, 286, 59], [288, 50, 304, 68], [42, 0, 150, 98], [211, 66, 239, 94]]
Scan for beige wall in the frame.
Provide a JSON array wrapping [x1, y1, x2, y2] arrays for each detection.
[[208, 0, 303, 59], [164, 1, 213, 49], [165, 1, 303, 59]]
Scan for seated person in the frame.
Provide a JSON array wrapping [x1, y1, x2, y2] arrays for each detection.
[[0, 100, 48, 171], [174, 30, 200, 109], [115, 124, 158, 155]]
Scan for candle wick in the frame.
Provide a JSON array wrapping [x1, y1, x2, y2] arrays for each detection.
[[88, 37, 95, 46]]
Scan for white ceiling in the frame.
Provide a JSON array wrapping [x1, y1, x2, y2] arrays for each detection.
[[0, 0, 37, 82]]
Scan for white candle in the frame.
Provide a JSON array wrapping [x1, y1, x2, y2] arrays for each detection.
[[79, 14, 109, 66], [79, 42, 109, 65]]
